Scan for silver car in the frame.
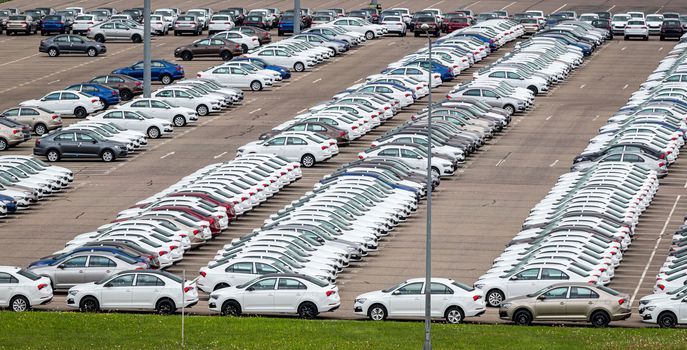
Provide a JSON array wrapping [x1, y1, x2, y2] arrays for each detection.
[[30, 252, 146, 289], [448, 87, 526, 115], [571, 153, 668, 177], [87, 21, 143, 43]]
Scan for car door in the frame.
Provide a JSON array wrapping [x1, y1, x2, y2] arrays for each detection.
[[83, 255, 117, 283], [532, 286, 569, 320], [129, 62, 145, 79], [400, 148, 425, 169], [131, 273, 165, 308], [256, 49, 276, 64], [54, 256, 88, 287], [100, 273, 135, 308], [679, 296, 687, 324], [151, 61, 166, 80], [224, 262, 255, 286], [129, 99, 152, 116], [41, 92, 63, 113], [99, 22, 115, 37], [566, 286, 600, 320], [101, 110, 125, 129], [149, 100, 171, 120], [75, 132, 101, 157], [0, 272, 17, 306], [506, 268, 540, 298], [389, 282, 424, 316], [242, 277, 277, 312], [123, 111, 145, 133], [114, 22, 130, 38], [2, 108, 23, 125], [54, 132, 79, 156], [286, 136, 308, 160], [275, 49, 292, 67], [230, 67, 251, 87], [262, 136, 287, 158], [429, 282, 454, 317], [274, 277, 307, 312], [53, 35, 71, 52], [460, 89, 481, 104], [193, 38, 212, 56], [69, 35, 87, 53]]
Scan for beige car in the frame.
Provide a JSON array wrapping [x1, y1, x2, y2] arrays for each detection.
[[0, 123, 27, 151], [499, 283, 631, 327], [1, 106, 63, 136]]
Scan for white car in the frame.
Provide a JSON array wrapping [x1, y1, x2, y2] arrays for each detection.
[[208, 273, 340, 318], [213, 31, 260, 52], [611, 14, 631, 34], [0, 266, 53, 312], [328, 17, 383, 40], [152, 88, 221, 116], [624, 19, 649, 40], [66, 270, 198, 313], [154, 8, 177, 25], [645, 14, 664, 35], [208, 15, 235, 34], [358, 144, 456, 178], [147, 15, 170, 35], [198, 258, 290, 293], [353, 278, 486, 324], [197, 66, 273, 91], [639, 295, 687, 327], [20, 90, 104, 118], [72, 15, 101, 35], [247, 47, 315, 72], [118, 98, 198, 127], [380, 16, 406, 36], [87, 110, 173, 139], [237, 133, 333, 167]]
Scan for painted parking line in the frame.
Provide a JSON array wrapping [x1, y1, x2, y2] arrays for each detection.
[[545, 115, 553, 120], [160, 151, 175, 159], [465, 0, 481, 9], [549, 159, 559, 167], [213, 151, 228, 159], [551, 4, 568, 13], [500, 1, 517, 11], [0, 53, 40, 67], [249, 108, 262, 114], [607, 5, 616, 12], [622, 84, 629, 90], [580, 84, 586, 89]]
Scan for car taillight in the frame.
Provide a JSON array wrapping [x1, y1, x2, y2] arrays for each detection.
[[159, 250, 167, 256], [660, 153, 665, 159], [658, 284, 665, 290], [358, 155, 364, 159], [659, 162, 665, 167], [263, 182, 270, 187], [252, 37, 258, 41], [588, 280, 597, 284], [184, 286, 194, 293], [209, 219, 215, 224], [91, 98, 98, 103], [339, 131, 346, 137], [599, 268, 606, 272], [12, 130, 19, 134], [326, 290, 336, 297], [179, 233, 187, 238], [235, 44, 240, 49], [176, 67, 182, 71], [473, 295, 482, 301], [193, 229, 199, 234], [351, 125, 358, 129], [241, 196, 248, 201], [170, 245, 178, 250], [37, 283, 48, 290], [415, 86, 421, 90], [321, 145, 328, 150], [200, 271, 207, 277], [642, 26, 648, 29], [111, 90, 117, 95], [197, 73, 202, 77], [35, 139, 41, 146]]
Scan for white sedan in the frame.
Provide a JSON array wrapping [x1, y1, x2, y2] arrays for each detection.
[[87, 110, 173, 139], [640, 295, 687, 327], [246, 48, 315, 72], [118, 98, 198, 127], [152, 88, 222, 116], [0, 266, 53, 312], [212, 31, 260, 52], [21, 91, 104, 118], [353, 278, 485, 324], [208, 15, 235, 35], [208, 273, 340, 318], [197, 66, 273, 91], [237, 133, 333, 167]]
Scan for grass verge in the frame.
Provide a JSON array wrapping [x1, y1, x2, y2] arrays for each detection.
[[0, 311, 685, 350]]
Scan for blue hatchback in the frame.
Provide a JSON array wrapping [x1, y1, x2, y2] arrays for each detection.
[[232, 57, 291, 79], [65, 83, 121, 108], [112, 59, 185, 85]]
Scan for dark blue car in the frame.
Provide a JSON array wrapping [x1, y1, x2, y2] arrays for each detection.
[[0, 194, 17, 214], [278, 15, 296, 36], [232, 57, 291, 79], [41, 15, 71, 35], [112, 59, 185, 85], [65, 83, 121, 108], [28, 247, 149, 268]]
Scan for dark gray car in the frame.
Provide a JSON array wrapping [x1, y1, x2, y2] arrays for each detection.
[[39, 34, 107, 57], [33, 130, 127, 162]]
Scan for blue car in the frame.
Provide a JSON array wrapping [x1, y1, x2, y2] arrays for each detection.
[[232, 57, 291, 79], [112, 59, 185, 85], [0, 194, 17, 214], [28, 247, 149, 268], [278, 16, 296, 36], [65, 83, 121, 108], [40, 15, 71, 35]]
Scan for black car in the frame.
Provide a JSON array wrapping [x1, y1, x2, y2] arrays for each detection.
[[39, 34, 107, 57], [661, 20, 684, 40], [34, 130, 127, 162]]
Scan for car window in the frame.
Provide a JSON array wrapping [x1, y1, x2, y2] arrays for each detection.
[[150, 101, 167, 108], [515, 268, 539, 280], [104, 111, 123, 119], [489, 71, 506, 78], [255, 263, 278, 274], [278, 278, 307, 290], [258, 50, 274, 56], [482, 90, 498, 98], [430, 282, 454, 294], [396, 282, 423, 295], [44, 93, 61, 101], [464, 89, 480, 96], [135, 274, 165, 286], [289, 124, 307, 131], [622, 154, 643, 162], [603, 154, 622, 161], [401, 149, 419, 158], [76, 133, 95, 142], [0, 272, 18, 284], [175, 91, 191, 98], [250, 278, 277, 290], [266, 137, 286, 146], [226, 262, 253, 273], [541, 268, 570, 280], [62, 256, 88, 268], [507, 72, 521, 79], [230, 67, 245, 74], [378, 148, 400, 157], [101, 23, 114, 29], [62, 92, 80, 100], [55, 133, 76, 142], [124, 111, 140, 120], [286, 137, 307, 145], [196, 39, 210, 46], [543, 287, 569, 299], [115, 23, 128, 29], [569, 286, 600, 299], [110, 77, 125, 83], [276, 50, 289, 57], [156, 90, 173, 98], [131, 100, 149, 108], [108, 274, 135, 287], [3, 109, 20, 117], [309, 124, 327, 132], [54, 36, 69, 43], [88, 256, 116, 267]]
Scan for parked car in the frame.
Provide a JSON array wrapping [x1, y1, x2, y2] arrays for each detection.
[[624, 19, 649, 40], [20, 91, 103, 118], [40, 14, 71, 35], [29, 252, 146, 289], [65, 83, 120, 108], [112, 59, 184, 85], [640, 293, 687, 327], [174, 38, 243, 61], [87, 109, 173, 139], [117, 98, 198, 127], [0, 123, 27, 151], [237, 133, 333, 167], [0, 106, 63, 135], [661, 20, 684, 40], [33, 129, 128, 162], [174, 15, 203, 36], [89, 74, 143, 101], [196, 66, 272, 91], [208, 14, 234, 35], [0, 266, 53, 311], [87, 21, 143, 43], [5, 15, 39, 35], [72, 14, 103, 35], [39, 34, 106, 57]]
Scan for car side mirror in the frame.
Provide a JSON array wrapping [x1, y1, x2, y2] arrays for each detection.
[[57, 264, 65, 269], [496, 96, 501, 99], [40, 98, 46, 102], [392, 290, 401, 295], [139, 117, 144, 120], [247, 286, 255, 292], [104, 283, 113, 287], [510, 276, 518, 280], [92, 140, 97, 144], [537, 295, 546, 301], [416, 156, 423, 159]]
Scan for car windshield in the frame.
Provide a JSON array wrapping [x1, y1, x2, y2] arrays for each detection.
[[177, 16, 194, 21], [382, 281, 404, 293], [646, 15, 663, 21], [417, 16, 435, 23]]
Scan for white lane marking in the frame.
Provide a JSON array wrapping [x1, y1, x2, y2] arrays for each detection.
[[160, 151, 175, 159], [249, 108, 262, 114], [500, 1, 517, 11], [592, 115, 600, 121], [580, 84, 586, 89], [312, 78, 322, 84], [607, 5, 616, 12], [428, 0, 445, 7], [629, 195, 680, 305], [465, 1, 481, 9], [657, 5, 664, 13], [387, 41, 397, 46], [545, 115, 553, 120], [47, 79, 61, 85], [495, 159, 506, 167], [622, 84, 629, 90], [0, 53, 40, 67], [156, 43, 166, 47], [683, 178, 687, 188], [297, 108, 308, 114], [549, 159, 559, 167], [213, 151, 228, 159], [354, 78, 363, 83], [621, 46, 626, 51], [658, 47, 663, 51], [551, 4, 568, 13]]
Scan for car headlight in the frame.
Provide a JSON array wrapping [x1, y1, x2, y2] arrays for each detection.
[[645, 306, 656, 311], [474, 283, 485, 289], [500, 302, 512, 309], [113, 145, 120, 149], [68, 290, 79, 296], [354, 298, 367, 304], [209, 294, 219, 300]]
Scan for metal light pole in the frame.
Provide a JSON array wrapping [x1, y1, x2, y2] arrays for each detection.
[[143, 0, 152, 97], [294, 0, 301, 35], [420, 23, 433, 350]]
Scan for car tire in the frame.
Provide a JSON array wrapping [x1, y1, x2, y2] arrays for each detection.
[[220, 51, 232, 61], [503, 104, 515, 116], [60, 29, 65, 34], [294, 62, 305, 72], [297, 302, 318, 319], [513, 309, 532, 326], [444, 306, 464, 324], [173, 115, 186, 127], [86, 47, 98, 57], [100, 149, 115, 162], [10, 295, 29, 312], [94, 34, 105, 43], [365, 30, 374, 40], [147, 126, 161, 139], [156, 298, 176, 315], [486, 289, 505, 307], [643, 36, 649, 41], [181, 51, 193, 61], [40, 30, 46, 36], [174, 31, 179, 36], [46, 149, 60, 162], [119, 89, 133, 101], [241, 44, 249, 53], [47, 47, 59, 57], [658, 311, 678, 328], [132, 34, 142, 43], [623, 35, 628, 40], [414, 31, 419, 37], [221, 300, 241, 316], [160, 74, 173, 85], [196, 104, 209, 116], [431, 166, 440, 178], [214, 283, 229, 291], [660, 35, 665, 41], [100, 98, 109, 109], [79, 296, 99, 312], [301, 154, 315, 167], [527, 86, 538, 95], [590, 310, 610, 327], [250, 80, 263, 91], [34, 123, 48, 136], [74, 106, 87, 118], [278, 30, 284, 36], [368, 303, 387, 321]]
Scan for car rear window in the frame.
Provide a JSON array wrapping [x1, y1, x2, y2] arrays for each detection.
[[597, 285, 622, 295], [9, 16, 26, 20], [627, 20, 645, 25], [177, 16, 195, 21], [44, 15, 62, 21], [17, 269, 41, 281], [451, 281, 475, 291]]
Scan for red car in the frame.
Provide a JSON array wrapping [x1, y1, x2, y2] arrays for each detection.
[[442, 13, 472, 33]]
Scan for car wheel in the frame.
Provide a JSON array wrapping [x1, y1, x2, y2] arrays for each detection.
[[527, 86, 538, 95], [119, 89, 133, 101], [590, 310, 610, 327], [624, 35, 628, 40], [294, 62, 305, 72], [94, 34, 105, 43], [658, 311, 678, 328], [100, 98, 109, 109], [213, 283, 229, 291], [414, 31, 419, 37], [250, 80, 262, 91], [221, 300, 241, 316], [513, 309, 532, 326], [486, 289, 505, 307], [196, 104, 209, 116], [79, 296, 99, 312], [644, 36, 649, 41], [34, 123, 47, 136], [297, 302, 318, 319], [241, 44, 249, 53], [74, 106, 87, 118], [160, 74, 173, 85], [40, 30, 45, 36], [173, 115, 186, 127], [174, 31, 179, 36], [503, 104, 515, 115], [181, 51, 193, 61], [220, 51, 232, 61], [10, 296, 29, 312], [147, 126, 161, 139], [431, 167, 440, 178], [48, 47, 59, 57], [87, 47, 98, 57], [278, 30, 284, 36], [368, 304, 387, 321], [660, 35, 665, 41], [365, 30, 374, 40], [156, 299, 176, 315], [444, 306, 464, 324], [301, 154, 315, 167], [132, 34, 142, 43], [46, 149, 60, 162], [100, 149, 115, 162]]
